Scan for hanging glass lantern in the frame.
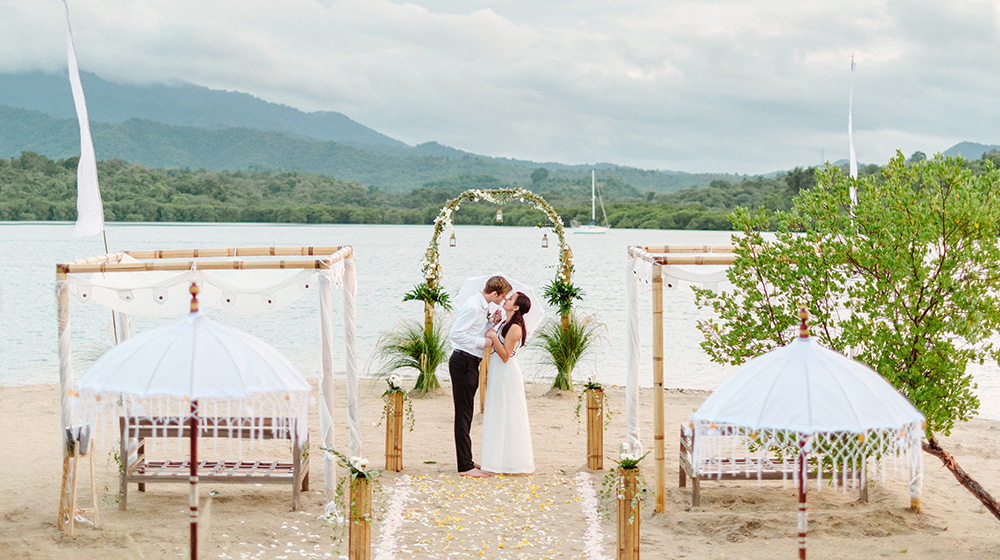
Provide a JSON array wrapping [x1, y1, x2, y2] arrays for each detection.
[[541, 233, 549, 248], [449, 232, 456, 247], [495, 207, 503, 223]]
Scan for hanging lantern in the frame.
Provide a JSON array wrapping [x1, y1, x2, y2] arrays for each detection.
[[449, 232, 456, 247], [495, 207, 503, 223], [541, 233, 549, 248]]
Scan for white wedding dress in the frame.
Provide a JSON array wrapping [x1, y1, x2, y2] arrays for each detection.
[[480, 341, 535, 474]]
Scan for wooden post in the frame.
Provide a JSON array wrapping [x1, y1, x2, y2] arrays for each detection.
[[586, 388, 604, 470], [617, 467, 641, 560], [385, 392, 404, 472], [479, 353, 489, 414], [423, 301, 434, 338], [349, 475, 372, 560], [651, 263, 665, 513], [561, 248, 573, 333]]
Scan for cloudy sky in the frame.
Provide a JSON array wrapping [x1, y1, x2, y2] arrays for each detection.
[[2, 0, 998, 174]]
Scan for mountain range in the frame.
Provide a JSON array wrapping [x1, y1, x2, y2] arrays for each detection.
[[0, 71, 993, 193]]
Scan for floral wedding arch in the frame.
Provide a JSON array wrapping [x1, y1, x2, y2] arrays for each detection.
[[409, 187, 575, 334]]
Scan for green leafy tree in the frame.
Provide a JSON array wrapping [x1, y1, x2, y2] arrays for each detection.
[[530, 167, 550, 184], [694, 152, 1000, 518]]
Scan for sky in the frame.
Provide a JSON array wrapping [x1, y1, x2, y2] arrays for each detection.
[[1, 0, 999, 175]]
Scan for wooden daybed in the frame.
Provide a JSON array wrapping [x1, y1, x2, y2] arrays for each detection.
[[119, 416, 309, 511], [678, 424, 868, 506]]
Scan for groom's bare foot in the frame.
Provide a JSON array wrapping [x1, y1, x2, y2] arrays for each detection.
[[459, 468, 491, 478], [474, 462, 481, 469]]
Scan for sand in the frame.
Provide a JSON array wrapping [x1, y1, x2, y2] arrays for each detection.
[[2, 379, 999, 560]]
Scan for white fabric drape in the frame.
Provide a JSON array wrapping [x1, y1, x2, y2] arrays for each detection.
[[848, 55, 859, 206], [62, 0, 104, 238], [318, 270, 338, 514], [343, 257, 361, 457], [624, 257, 642, 456], [625, 247, 733, 458], [68, 262, 342, 318]]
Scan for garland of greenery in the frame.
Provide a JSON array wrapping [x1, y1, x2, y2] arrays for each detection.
[[409, 187, 575, 309]]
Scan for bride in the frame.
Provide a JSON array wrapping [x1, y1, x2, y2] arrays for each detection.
[[481, 291, 535, 474]]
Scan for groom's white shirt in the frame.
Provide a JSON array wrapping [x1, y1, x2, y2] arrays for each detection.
[[450, 292, 490, 358]]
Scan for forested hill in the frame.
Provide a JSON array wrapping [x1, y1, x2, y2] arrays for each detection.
[[0, 71, 743, 193], [4, 151, 998, 229], [0, 152, 802, 230], [0, 103, 739, 193]]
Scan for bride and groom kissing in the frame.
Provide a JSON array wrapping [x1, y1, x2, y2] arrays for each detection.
[[449, 275, 535, 478]]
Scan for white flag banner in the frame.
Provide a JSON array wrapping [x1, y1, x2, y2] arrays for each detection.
[[848, 55, 858, 205], [64, 0, 104, 237]]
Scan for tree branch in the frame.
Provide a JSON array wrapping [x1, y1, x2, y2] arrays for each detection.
[[923, 436, 1000, 521]]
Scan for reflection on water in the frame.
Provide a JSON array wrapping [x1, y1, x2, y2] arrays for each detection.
[[1, 222, 997, 420]]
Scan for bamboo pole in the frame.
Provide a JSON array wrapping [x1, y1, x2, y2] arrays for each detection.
[[349, 475, 372, 560], [61, 245, 353, 273], [561, 248, 573, 332], [423, 301, 434, 338], [586, 388, 604, 470], [385, 392, 404, 472], [617, 467, 641, 560], [639, 244, 734, 254], [651, 263, 665, 514], [479, 354, 489, 414]]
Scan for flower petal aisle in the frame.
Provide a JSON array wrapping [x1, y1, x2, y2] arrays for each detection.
[[374, 472, 610, 559]]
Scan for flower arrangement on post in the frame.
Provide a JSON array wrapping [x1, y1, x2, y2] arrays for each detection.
[[381, 374, 414, 472], [323, 448, 378, 560], [604, 444, 647, 560]]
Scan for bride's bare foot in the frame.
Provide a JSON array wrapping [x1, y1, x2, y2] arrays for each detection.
[[459, 468, 491, 478]]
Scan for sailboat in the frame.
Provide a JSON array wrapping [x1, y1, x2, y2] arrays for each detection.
[[573, 170, 609, 234]]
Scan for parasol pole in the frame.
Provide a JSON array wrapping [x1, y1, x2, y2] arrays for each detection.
[[188, 283, 200, 560], [797, 308, 810, 560], [798, 437, 807, 560], [190, 398, 199, 560]]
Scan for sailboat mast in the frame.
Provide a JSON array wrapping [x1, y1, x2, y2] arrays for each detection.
[[591, 170, 596, 224]]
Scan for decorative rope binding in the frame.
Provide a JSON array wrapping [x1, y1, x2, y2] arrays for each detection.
[[190, 282, 200, 313]]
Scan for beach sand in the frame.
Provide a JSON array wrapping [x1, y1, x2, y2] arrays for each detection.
[[2, 380, 999, 559]]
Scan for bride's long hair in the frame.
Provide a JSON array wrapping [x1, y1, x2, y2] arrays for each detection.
[[500, 292, 531, 346]]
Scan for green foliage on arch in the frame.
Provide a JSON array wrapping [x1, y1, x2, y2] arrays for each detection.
[[407, 187, 574, 308]]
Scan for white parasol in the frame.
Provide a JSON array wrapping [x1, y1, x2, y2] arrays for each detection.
[[689, 313, 924, 560], [73, 284, 311, 560], [455, 273, 544, 339]]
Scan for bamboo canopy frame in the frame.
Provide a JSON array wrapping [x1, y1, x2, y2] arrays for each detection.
[[625, 244, 737, 513], [56, 245, 361, 517]]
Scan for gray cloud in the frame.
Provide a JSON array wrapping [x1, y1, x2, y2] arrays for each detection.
[[1, 0, 997, 174]]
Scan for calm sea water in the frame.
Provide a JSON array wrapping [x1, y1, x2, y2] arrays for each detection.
[[2, 222, 997, 420]]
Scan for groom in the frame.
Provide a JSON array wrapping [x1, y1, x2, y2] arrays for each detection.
[[449, 275, 511, 478]]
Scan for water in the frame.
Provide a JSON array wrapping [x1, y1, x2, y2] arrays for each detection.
[[1, 222, 997, 420]]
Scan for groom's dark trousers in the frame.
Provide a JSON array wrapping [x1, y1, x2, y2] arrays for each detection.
[[449, 349, 480, 472]]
